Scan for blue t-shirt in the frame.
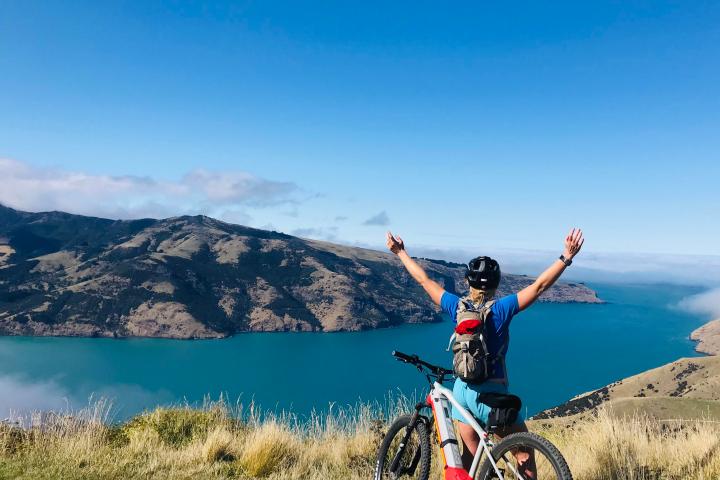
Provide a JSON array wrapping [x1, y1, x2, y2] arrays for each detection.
[[441, 292, 520, 382]]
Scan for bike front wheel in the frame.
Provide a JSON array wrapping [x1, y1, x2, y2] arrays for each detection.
[[374, 414, 431, 480], [477, 432, 573, 480]]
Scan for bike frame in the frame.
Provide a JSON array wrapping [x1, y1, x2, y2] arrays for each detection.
[[427, 381, 524, 480]]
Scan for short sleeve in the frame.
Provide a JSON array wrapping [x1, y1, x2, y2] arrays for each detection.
[[490, 294, 520, 330], [440, 291, 460, 321]]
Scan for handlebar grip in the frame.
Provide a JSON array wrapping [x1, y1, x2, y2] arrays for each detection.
[[391, 350, 416, 363]]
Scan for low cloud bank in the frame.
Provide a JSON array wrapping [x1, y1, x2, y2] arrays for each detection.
[[0, 375, 71, 419], [0, 374, 174, 421], [677, 288, 720, 319], [0, 158, 298, 221], [356, 242, 720, 287]]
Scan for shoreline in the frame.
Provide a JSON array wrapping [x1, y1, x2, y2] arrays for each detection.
[[531, 309, 720, 421], [0, 295, 603, 340], [690, 317, 720, 356]]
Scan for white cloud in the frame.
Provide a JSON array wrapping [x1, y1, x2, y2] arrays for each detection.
[[258, 223, 278, 232], [342, 239, 720, 286], [0, 158, 299, 220], [218, 209, 254, 226], [182, 169, 296, 206], [0, 374, 176, 422], [290, 226, 338, 241], [678, 288, 720, 319], [0, 375, 70, 419]]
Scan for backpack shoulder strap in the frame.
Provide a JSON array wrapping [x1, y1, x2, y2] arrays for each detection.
[[458, 296, 495, 313]]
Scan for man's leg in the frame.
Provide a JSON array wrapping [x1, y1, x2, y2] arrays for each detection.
[[457, 421, 480, 471], [497, 421, 537, 478]]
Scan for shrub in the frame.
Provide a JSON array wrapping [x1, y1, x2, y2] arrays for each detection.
[[237, 421, 299, 477], [120, 405, 230, 448]]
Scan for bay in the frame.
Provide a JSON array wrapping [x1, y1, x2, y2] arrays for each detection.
[[0, 282, 708, 421]]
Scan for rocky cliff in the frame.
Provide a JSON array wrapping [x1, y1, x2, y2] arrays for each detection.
[[0, 205, 601, 338]]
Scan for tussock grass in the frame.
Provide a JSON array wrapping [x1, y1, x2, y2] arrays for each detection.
[[0, 396, 408, 480], [537, 408, 720, 480], [1, 398, 719, 479]]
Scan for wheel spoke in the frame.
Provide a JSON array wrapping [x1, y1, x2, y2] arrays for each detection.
[[479, 432, 573, 480], [375, 415, 430, 480], [493, 446, 560, 479], [498, 452, 525, 479]]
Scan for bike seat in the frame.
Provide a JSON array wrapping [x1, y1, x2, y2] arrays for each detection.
[[477, 392, 522, 410]]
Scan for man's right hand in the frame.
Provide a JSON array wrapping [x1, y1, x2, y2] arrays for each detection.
[[386, 231, 405, 255], [386, 231, 445, 305]]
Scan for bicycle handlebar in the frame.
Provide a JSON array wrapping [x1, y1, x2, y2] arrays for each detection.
[[391, 350, 417, 363], [392, 350, 454, 377]]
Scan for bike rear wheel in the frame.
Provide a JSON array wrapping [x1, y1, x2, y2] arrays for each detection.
[[477, 432, 572, 480], [374, 414, 431, 480]]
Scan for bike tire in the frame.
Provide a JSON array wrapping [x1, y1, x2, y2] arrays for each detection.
[[374, 414, 431, 480], [477, 432, 573, 480]]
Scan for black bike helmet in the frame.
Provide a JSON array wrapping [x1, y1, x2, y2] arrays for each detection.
[[465, 256, 501, 290]]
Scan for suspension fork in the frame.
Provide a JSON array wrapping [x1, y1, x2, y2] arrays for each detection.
[[388, 402, 429, 474]]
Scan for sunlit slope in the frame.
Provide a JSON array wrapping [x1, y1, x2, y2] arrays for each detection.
[[691, 318, 720, 355], [534, 355, 720, 423], [0, 204, 600, 339]]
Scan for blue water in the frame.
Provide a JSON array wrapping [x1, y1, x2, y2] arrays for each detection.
[[0, 283, 709, 421]]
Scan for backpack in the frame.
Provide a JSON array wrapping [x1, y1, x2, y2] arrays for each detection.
[[447, 297, 496, 384]]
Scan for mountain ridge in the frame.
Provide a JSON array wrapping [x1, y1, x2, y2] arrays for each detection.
[[0, 204, 601, 339]]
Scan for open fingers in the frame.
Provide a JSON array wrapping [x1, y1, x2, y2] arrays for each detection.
[[565, 228, 584, 255], [567, 228, 576, 243], [575, 229, 583, 245], [568, 229, 584, 254]]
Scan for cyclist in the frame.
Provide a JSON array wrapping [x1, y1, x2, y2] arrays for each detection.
[[386, 228, 584, 475]]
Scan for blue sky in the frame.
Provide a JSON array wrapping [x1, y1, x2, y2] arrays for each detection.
[[1, 1, 719, 259]]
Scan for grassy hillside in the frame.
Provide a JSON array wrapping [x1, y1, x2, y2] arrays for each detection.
[[691, 318, 720, 355], [1, 398, 720, 480], [0, 204, 600, 338], [534, 355, 720, 425]]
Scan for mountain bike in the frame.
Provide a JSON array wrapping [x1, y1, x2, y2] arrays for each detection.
[[374, 351, 572, 480]]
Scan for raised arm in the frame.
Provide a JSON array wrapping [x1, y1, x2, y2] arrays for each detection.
[[517, 228, 585, 311], [386, 232, 445, 305]]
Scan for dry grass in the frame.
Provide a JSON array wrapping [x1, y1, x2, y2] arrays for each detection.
[[0, 396, 406, 480], [1, 399, 719, 479], [537, 408, 720, 480]]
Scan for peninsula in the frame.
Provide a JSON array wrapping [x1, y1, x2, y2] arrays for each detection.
[[534, 313, 720, 423], [690, 318, 720, 355], [0, 205, 601, 339]]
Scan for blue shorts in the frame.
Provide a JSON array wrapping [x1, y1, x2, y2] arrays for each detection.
[[450, 378, 525, 426]]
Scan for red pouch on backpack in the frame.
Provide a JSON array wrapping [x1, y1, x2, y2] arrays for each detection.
[[455, 319, 482, 335]]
